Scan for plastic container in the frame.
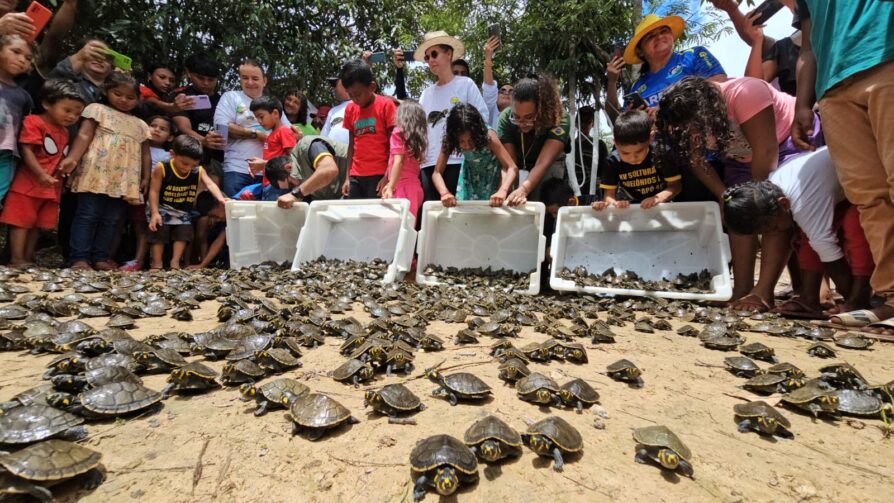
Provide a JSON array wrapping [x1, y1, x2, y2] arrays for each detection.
[[225, 201, 308, 269], [549, 202, 732, 300], [416, 201, 546, 295], [291, 199, 417, 284]]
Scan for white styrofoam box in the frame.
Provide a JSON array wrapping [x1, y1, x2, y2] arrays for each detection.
[[291, 199, 417, 284], [416, 201, 546, 295], [225, 201, 308, 269], [549, 202, 732, 301]]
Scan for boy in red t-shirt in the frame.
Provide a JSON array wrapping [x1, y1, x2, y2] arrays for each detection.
[[248, 95, 297, 186], [340, 60, 397, 198], [0, 79, 85, 267]]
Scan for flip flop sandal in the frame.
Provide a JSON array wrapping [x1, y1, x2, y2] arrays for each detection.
[[817, 309, 881, 329], [770, 298, 827, 320], [861, 318, 894, 342], [730, 293, 771, 313]]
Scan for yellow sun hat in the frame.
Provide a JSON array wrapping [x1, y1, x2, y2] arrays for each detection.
[[624, 14, 686, 65]]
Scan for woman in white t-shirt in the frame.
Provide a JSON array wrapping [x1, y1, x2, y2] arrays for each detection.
[[213, 59, 289, 196], [415, 31, 489, 202]]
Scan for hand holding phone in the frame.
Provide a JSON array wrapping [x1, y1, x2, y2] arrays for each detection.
[[187, 95, 212, 110], [624, 92, 647, 110], [103, 48, 132, 71], [487, 23, 501, 43], [750, 0, 783, 26], [368, 52, 387, 64], [24, 2, 52, 42], [214, 124, 229, 144]]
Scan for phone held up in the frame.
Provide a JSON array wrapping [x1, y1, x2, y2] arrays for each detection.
[[24, 1, 53, 42], [624, 92, 647, 110], [751, 0, 784, 26]]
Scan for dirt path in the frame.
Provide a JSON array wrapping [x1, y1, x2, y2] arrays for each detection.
[[1, 278, 892, 503]]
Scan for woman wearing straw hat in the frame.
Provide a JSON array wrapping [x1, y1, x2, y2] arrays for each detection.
[[415, 31, 490, 203], [605, 14, 726, 123]]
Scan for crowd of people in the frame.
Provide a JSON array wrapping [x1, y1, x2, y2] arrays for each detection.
[[0, 1, 891, 337]]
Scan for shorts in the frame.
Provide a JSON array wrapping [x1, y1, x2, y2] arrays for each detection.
[[147, 223, 193, 244], [0, 192, 59, 229]]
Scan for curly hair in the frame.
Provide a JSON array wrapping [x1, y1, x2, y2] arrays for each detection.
[[721, 180, 787, 235], [512, 74, 562, 136], [441, 103, 489, 156], [654, 76, 731, 174], [396, 100, 428, 162], [284, 89, 310, 126]]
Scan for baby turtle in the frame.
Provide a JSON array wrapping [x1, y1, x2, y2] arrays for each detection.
[[807, 342, 836, 359], [561, 342, 588, 363], [409, 434, 478, 501], [134, 348, 187, 373], [516, 373, 561, 406], [331, 359, 375, 387], [0, 384, 54, 413], [363, 384, 425, 417], [221, 360, 266, 385], [702, 336, 741, 351], [463, 415, 523, 463], [559, 378, 600, 413], [733, 401, 793, 438], [384, 348, 414, 376], [724, 356, 762, 378], [740, 342, 778, 363], [240, 378, 309, 416], [254, 349, 302, 373], [632, 425, 694, 478], [743, 373, 803, 395], [497, 358, 530, 383], [0, 405, 84, 444], [49, 382, 162, 418], [0, 439, 103, 501], [819, 363, 870, 390], [161, 362, 220, 398], [633, 319, 654, 334], [520, 342, 550, 362], [454, 328, 479, 345], [522, 416, 583, 472], [51, 366, 141, 393], [288, 393, 357, 440], [834, 389, 893, 418], [779, 382, 839, 417], [834, 334, 874, 350], [676, 325, 699, 337], [606, 359, 644, 388], [766, 362, 804, 379], [425, 369, 492, 406]]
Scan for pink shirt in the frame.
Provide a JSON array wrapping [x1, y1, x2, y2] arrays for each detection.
[[386, 128, 421, 182], [715, 77, 795, 163]]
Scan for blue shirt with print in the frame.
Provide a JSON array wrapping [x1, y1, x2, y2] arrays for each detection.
[[628, 46, 725, 109]]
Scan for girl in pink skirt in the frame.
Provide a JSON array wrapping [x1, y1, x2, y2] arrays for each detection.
[[382, 101, 426, 224]]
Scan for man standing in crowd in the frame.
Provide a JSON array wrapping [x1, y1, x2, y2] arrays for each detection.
[[320, 77, 351, 144]]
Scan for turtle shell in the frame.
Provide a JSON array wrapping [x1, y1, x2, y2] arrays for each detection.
[[112, 339, 154, 357], [744, 372, 786, 387], [443, 373, 492, 396], [0, 405, 84, 444], [151, 348, 188, 367], [766, 362, 803, 378], [409, 434, 478, 474], [372, 384, 423, 412], [81, 382, 162, 416], [807, 342, 836, 358], [0, 439, 101, 481], [724, 356, 760, 372], [289, 393, 352, 428], [517, 373, 559, 395], [740, 342, 775, 356], [606, 359, 638, 372], [4, 384, 54, 407], [258, 348, 301, 365], [84, 366, 143, 388], [85, 353, 137, 372], [226, 335, 274, 361], [259, 378, 309, 403], [560, 379, 600, 404], [834, 389, 884, 416], [222, 360, 265, 383], [332, 359, 373, 381], [464, 415, 522, 447], [498, 358, 530, 380], [782, 382, 836, 404], [834, 334, 874, 350], [526, 416, 583, 452], [733, 401, 791, 427], [173, 362, 218, 382], [632, 425, 691, 460], [702, 336, 741, 350]]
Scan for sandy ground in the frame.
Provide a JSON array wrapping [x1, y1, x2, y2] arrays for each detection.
[[1, 275, 893, 503]]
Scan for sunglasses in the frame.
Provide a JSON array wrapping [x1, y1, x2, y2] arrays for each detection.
[[499, 88, 513, 95], [424, 49, 441, 62]]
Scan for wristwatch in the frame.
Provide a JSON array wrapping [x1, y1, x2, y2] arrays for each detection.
[[251, 130, 258, 139], [290, 185, 304, 200]]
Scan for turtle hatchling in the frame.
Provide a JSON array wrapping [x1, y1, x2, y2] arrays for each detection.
[[834, 334, 874, 350], [463, 415, 522, 463], [254, 349, 302, 373], [740, 342, 778, 363], [161, 362, 220, 398], [559, 378, 600, 413], [0, 405, 84, 444], [516, 373, 561, 406], [724, 356, 761, 378], [221, 360, 266, 385], [807, 342, 836, 359], [288, 393, 357, 440], [779, 382, 839, 417], [606, 359, 644, 388], [240, 378, 309, 416], [733, 401, 793, 439], [425, 369, 492, 406], [834, 389, 894, 419], [409, 434, 478, 501], [48, 382, 162, 418], [331, 359, 375, 387], [632, 425, 694, 478], [497, 358, 530, 383], [522, 416, 583, 472], [363, 384, 425, 417], [0, 439, 103, 501]]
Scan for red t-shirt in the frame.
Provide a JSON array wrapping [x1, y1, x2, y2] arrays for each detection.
[[344, 94, 396, 177], [261, 126, 297, 185], [139, 84, 160, 101], [9, 115, 70, 201]]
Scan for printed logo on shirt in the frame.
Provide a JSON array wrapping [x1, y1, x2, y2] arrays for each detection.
[[353, 117, 377, 136], [43, 135, 59, 155], [428, 109, 448, 127], [450, 97, 460, 105], [668, 64, 683, 78], [552, 126, 565, 136], [331, 117, 344, 126], [636, 84, 647, 94], [698, 51, 714, 68]]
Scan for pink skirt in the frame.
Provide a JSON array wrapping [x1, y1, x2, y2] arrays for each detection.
[[392, 179, 424, 225]]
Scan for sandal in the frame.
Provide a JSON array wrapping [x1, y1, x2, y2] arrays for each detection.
[[861, 317, 894, 340], [818, 309, 881, 329], [70, 261, 93, 271], [770, 298, 826, 320], [729, 293, 771, 313]]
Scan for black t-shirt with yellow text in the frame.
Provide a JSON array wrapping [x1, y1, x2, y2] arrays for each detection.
[[599, 150, 680, 202]]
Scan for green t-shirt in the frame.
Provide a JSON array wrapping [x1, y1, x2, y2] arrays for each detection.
[[289, 135, 349, 200], [295, 123, 319, 136], [798, 0, 894, 99], [496, 108, 570, 171]]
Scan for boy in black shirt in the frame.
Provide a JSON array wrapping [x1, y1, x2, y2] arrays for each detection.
[[594, 110, 681, 210], [171, 53, 225, 163]]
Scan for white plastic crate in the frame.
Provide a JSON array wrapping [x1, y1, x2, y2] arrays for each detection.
[[549, 202, 732, 301], [416, 201, 546, 295], [291, 199, 417, 284], [225, 201, 308, 269]]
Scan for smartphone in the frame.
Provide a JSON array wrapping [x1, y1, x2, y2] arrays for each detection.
[[188, 95, 212, 110], [488, 23, 500, 41], [103, 48, 132, 71], [368, 52, 387, 64], [624, 92, 647, 110], [214, 124, 229, 144], [751, 0, 784, 25], [24, 2, 53, 42], [611, 44, 624, 60]]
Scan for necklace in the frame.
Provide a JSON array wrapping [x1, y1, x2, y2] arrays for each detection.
[[519, 131, 534, 171]]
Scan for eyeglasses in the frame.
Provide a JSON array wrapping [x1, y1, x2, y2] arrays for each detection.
[[499, 88, 513, 95], [424, 50, 441, 62], [509, 113, 536, 125]]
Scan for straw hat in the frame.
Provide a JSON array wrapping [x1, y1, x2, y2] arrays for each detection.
[[414, 31, 465, 62], [624, 14, 685, 64]]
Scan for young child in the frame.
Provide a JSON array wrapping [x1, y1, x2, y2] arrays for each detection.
[[340, 59, 397, 198], [236, 156, 294, 202], [58, 72, 152, 271], [381, 101, 425, 221], [432, 103, 517, 207], [147, 135, 226, 270], [247, 96, 296, 184], [722, 148, 874, 320], [593, 110, 681, 210], [0, 34, 36, 207], [148, 115, 174, 165], [0, 79, 84, 267], [139, 64, 181, 116]]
